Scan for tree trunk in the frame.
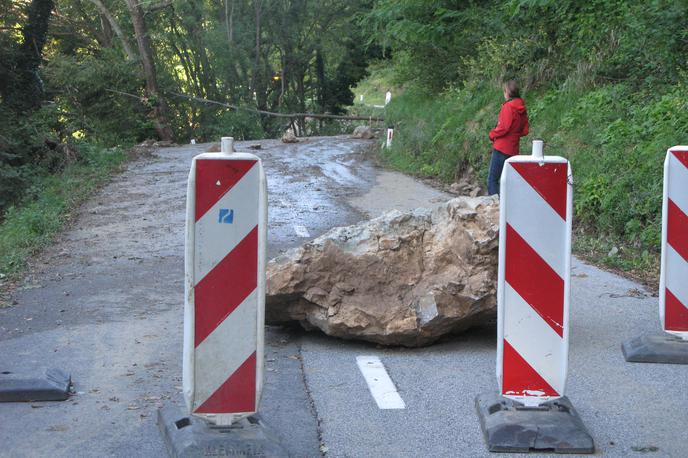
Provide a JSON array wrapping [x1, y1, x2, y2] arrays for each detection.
[[4, 0, 54, 112], [125, 0, 174, 141], [251, 0, 262, 97], [89, 0, 136, 61], [98, 14, 114, 48], [315, 48, 325, 110], [225, 0, 234, 44], [180, 3, 220, 100], [168, 15, 203, 96]]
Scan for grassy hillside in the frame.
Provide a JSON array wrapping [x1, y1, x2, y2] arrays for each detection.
[[352, 75, 688, 280], [354, 0, 688, 282]]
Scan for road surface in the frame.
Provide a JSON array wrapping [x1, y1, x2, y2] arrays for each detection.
[[0, 136, 686, 457]]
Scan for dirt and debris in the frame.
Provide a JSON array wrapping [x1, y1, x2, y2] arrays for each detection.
[[267, 196, 499, 346]]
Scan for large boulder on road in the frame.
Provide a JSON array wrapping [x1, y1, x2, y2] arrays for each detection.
[[352, 125, 375, 139], [266, 196, 499, 346]]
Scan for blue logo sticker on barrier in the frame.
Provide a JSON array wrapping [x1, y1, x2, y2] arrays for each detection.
[[218, 209, 234, 224]]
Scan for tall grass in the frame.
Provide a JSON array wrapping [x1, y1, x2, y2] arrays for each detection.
[[369, 80, 688, 279]]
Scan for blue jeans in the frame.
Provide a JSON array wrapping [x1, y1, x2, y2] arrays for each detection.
[[487, 149, 509, 196]]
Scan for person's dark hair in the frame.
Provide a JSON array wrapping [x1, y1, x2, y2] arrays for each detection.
[[504, 79, 520, 98]]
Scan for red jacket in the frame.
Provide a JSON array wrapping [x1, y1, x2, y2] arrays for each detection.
[[489, 98, 529, 155]]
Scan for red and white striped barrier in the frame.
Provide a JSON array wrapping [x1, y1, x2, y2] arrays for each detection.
[[659, 146, 688, 339], [496, 141, 573, 406], [183, 137, 268, 425]]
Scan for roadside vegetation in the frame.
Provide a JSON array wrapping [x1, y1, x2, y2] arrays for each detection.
[[1, 0, 376, 281], [0, 145, 126, 284], [354, 0, 688, 282], [2, 1, 687, 285]]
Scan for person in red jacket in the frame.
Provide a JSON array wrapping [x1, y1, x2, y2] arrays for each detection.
[[487, 80, 529, 195]]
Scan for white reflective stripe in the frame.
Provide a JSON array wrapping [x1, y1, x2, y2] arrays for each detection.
[[356, 356, 406, 409], [505, 163, 566, 278], [668, 153, 688, 216], [665, 245, 688, 308], [193, 290, 258, 409], [194, 164, 259, 283], [503, 283, 564, 395]]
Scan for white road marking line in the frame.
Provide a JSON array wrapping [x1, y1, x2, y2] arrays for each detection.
[[294, 225, 310, 238], [356, 355, 406, 409]]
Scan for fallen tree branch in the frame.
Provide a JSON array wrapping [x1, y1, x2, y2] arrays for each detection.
[[106, 89, 385, 122], [105, 88, 144, 100], [169, 92, 385, 122]]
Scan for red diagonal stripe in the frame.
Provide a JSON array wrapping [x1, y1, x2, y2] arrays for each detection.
[[666, 288, 688, 331], [195, 159, 256, 221], [667, 199, 688, 262], [510, 162, 568, 220], [671, 150, 688, 170], [506, 224, 564, 337], [502, 339, 559, 397], [195, 352, 256, 414], [194, 226, 258, 346]]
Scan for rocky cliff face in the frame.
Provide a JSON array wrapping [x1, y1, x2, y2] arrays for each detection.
[[266, 196, 499, 346]]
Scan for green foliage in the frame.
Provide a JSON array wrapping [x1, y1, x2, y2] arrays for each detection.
[[362, 0, 688, 273], [0, 103, 59, 209], [44, 52, 155, 145], [381, 85, 498, 181], [571, 85, 688, 249], [322, 37, 371, 114], [367, 0, 688, 91], [0, 0, 54, 112], [362, 1, 499, 91], [350, 61, 397, 107], [372, 76, 688, 272]]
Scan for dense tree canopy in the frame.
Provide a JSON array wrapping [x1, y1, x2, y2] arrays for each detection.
[[364, 0, 688, 92], [0, 0, 376, 209]]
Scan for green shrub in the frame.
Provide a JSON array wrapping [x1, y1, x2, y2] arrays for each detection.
[[368, 74, 688, 272], [360, 0, 688, 276], [44, 51, 155, 145]]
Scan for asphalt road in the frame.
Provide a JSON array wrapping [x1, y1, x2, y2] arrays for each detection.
[[0, 137, 686, 457]]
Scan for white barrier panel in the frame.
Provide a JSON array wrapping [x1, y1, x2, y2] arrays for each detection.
[[386, 128, 394, 148], [183, 138, 268, 425], [659, 146, 688, 339], [496, 152, 573, 406]]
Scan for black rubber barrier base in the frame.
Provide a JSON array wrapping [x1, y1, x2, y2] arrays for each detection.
[[475, 393, 595, 454], [0, 368, 72, 402], [157, 405, 288, 458], [622, 333, 688, 364]]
